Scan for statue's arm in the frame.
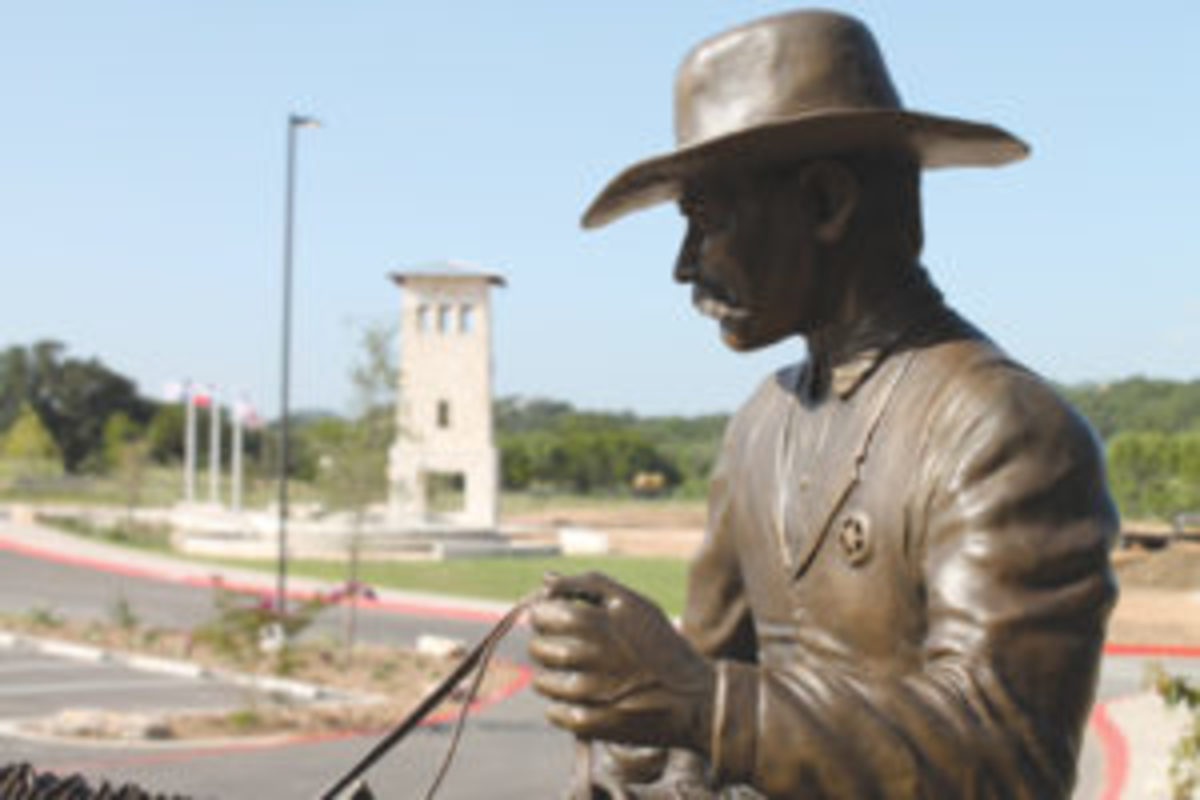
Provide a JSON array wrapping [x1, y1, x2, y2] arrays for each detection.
[[592, 444, 758, 797], [680, 444, 757, 662], [708, 371, 1119, 798]]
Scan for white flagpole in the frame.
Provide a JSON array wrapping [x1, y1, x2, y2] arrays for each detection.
[[184, 385, 196, 504], [231, 403, 244, 512], [209, 389, 221, 506]]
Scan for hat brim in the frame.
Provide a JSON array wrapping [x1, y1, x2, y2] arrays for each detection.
[[581, 108, 1029, 229]]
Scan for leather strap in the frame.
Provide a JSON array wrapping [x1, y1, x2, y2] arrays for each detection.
[[318, 594, 536, 800]]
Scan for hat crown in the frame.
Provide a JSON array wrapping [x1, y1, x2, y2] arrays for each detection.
[[675, 11, 903, 149]]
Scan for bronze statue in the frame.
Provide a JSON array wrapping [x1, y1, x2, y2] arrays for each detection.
[[529, 10, 1118, 799]]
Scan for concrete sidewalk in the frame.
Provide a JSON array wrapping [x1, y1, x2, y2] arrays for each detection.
[[1099, 691, 1194, 800]]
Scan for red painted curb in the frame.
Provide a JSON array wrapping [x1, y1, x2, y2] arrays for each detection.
[[1104, 641, 1200, 659], [0, 536, 508, 623], [1089, 701, 1129, 800]]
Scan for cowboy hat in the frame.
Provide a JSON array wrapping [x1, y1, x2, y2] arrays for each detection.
[[582, 9, 1029, 229]]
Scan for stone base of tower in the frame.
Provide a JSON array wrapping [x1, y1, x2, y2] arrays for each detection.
[[387, 445, 499, 530], [163, 505, 557, 561]]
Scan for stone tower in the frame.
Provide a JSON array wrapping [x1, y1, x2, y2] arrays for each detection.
[[387, 261, 505, 529]]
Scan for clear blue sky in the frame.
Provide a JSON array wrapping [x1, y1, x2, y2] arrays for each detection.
[[3, 1, 1197, 417]]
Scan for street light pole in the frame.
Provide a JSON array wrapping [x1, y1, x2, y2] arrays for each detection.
[[277, 113, 319, 619]]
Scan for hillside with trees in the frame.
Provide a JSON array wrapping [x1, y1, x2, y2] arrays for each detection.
[[494, 397, 723, 496], [2, 338, 1199, 522], [495, 380, 1200, 519], [0, 341, 155, 472], [1062, 379, 1200, 521]]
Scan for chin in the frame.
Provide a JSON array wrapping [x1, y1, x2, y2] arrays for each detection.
[[720, 329, 768, 352]]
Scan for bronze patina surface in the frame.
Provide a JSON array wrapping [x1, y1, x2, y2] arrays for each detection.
[[529, 9, 1117, 799]]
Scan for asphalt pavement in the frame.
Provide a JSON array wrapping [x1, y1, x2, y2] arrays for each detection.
[[0, 512, 1197, 799], [0, 642, 254, 721]]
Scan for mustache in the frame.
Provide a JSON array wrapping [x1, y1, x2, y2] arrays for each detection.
[[692, 283, 749, 322]]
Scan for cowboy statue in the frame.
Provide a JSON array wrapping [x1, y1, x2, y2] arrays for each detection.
[[528, 9, 1118, 799]]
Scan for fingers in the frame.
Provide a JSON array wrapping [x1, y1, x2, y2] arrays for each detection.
[[534, 668, 610, 703], [529, 597, 607, 635], [545, 701, 621, 741], [542, 570, 619, 604], [544, 701, 660, 745], [528, 634, 606, 670]]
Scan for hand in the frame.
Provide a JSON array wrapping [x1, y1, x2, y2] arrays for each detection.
[[528, 572, 715, 754]]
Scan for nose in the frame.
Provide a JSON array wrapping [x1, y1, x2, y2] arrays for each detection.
[[674, 223, 702, 283]]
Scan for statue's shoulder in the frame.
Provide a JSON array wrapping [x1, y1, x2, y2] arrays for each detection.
[[910, 332, 1102, 460]]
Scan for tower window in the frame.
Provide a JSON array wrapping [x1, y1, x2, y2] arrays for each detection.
[[437, 399, 451, 428], [417, 304, 430, 333], [459, 304, 474, 333], [437, 305, 452, 333]]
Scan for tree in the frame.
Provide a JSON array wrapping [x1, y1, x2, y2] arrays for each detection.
[[0, 341, 156, 472], [102, 412, 151, 518], [0, 402, 62, 484], [1062, 377, 1200, 441], [1, 402, 61, 463], [1107, 430, 1200, 520], [311, 322, 398, 663], [145, 404, 185, 464], [0, 346, 32, 433], [314, 324, 398, 512]]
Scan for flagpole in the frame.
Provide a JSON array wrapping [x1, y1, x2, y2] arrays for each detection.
[[184, 386, 196, 504], [231, 403, 244, 512], [209, 389, 221, 506]]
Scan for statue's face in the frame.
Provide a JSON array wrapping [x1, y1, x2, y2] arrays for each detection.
[[675, 167, 824, 351]]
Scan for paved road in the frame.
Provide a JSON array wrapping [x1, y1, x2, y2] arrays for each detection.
[[0, 538, 527, 663], [0, 643, 256, 721], [1, 520, 1195, 798], [0, 533, 565, 798], [2, 690, 570, 799]]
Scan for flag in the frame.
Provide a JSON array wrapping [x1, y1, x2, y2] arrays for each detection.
[[162, 380, 187, 403], [233, 399, 262, 429], [191, 384, 214, 408]]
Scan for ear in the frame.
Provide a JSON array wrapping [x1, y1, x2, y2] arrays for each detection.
[[803, 160, 859, 244]]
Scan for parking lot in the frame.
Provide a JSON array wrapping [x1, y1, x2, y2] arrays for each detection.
[[0, 637, 265, 726]]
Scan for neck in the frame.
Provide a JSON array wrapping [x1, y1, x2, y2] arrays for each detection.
[[804, 259, 937, 368]]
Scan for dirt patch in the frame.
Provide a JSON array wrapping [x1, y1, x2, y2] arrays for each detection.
[[1114, 540, 1200, 591], [1107, 587, 1200, 647], [506, 501, 706, 559], [1109, 541, 1200, 646], [505, 501, 707, 533]]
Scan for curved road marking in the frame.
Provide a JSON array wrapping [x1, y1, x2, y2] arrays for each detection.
[[1089, 701, 1129, 800]]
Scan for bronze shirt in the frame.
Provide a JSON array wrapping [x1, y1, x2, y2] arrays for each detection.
[[682, 278, 1119, 798]]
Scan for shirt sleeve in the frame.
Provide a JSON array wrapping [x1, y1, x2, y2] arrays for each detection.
[[707, 367, 1119, 799], [681, 422, 758, 663]]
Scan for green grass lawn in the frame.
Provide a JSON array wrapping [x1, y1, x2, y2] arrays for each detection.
[[0, 461, 320, 508], [17, 482, 699, 616], [215, 554, 692, 617]]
